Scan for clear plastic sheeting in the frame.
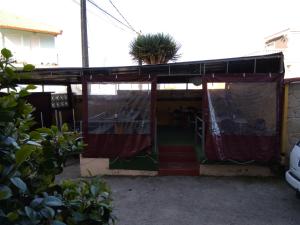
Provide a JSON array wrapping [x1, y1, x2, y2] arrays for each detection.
[[88, 82, 151, 135], [206, 82, 279, 162], [208, 82, 277, 136]]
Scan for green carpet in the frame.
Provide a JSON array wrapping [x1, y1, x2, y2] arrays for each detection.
[[157, 126, 195, 146], [109, 151, 158, 171], [109, 125, 206, 170]]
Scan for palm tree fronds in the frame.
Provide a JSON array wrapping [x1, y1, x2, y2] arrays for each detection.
[[129, 33, 181, 65]]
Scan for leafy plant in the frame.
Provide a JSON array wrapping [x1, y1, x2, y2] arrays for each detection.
[[0, 48, 115, 225], [61, 179, 115, 225], [129, 33, 181, 65]]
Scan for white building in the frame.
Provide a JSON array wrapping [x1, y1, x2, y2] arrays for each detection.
[[264, 28, 300, 78], [246, 28, 300, 79], [0, 11, 62, 68]]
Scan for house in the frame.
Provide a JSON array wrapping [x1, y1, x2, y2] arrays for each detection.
[[0, 11, 62, 67], [261, 29, 300, 165], [246, 28, 300, 79], [264, 28, 300, 78]]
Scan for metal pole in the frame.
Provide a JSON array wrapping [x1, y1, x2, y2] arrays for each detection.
[[55, 110, 58, 127], [81, 0, 89, 67], [59, 111, 63, 130], [72, 108, 76, 131], [40, 112, 44, 128]]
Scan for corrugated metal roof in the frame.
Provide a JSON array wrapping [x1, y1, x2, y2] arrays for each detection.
[[15, 52, 284, 85], [0, 11, 62, 36]]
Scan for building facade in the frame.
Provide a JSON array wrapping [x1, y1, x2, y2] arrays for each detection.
[[264, 28, 300, 78], [0, 11, 62, 68]]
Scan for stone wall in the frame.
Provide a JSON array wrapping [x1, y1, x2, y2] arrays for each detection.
[[287, 82, 300, 153]]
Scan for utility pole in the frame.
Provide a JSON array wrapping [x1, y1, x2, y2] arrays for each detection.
[[81, 0, 89, 67]]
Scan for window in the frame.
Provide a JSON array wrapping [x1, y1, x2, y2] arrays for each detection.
[[207, 83, 226, 90], [44, 85, 67, 94], [158, 83, 186, 90], [89, 84, 117, 95], [188, 83, 202, 90], [71, 84, 82, 95]]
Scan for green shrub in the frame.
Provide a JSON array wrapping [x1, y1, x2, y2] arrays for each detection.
[[0, 48, 115, 225], [61, 179, 115, 224]]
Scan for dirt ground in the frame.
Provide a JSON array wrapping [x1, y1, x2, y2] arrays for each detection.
[[57, 162, 300, 225]]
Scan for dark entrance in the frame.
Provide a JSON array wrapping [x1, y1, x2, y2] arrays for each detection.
[[156, 76, 204, 175]]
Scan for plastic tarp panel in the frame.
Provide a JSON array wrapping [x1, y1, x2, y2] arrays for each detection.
[[203, 75, 282, 163], [88, 86, 151, 135], [82, 78, 155, 158]]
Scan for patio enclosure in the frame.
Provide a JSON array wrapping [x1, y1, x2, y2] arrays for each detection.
[[82, 75, 156, 158], [203, 73, 282, 162]]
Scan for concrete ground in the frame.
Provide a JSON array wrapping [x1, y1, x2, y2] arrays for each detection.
[[57, 162, 300, 225]]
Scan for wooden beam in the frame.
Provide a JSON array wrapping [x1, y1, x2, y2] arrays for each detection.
[[281, 83, 289, 165]]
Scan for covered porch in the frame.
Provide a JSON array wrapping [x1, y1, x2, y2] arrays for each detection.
[[11, 52, 284, 176]]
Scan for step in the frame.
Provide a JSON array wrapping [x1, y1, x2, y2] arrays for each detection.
[[158, 146, 199, 176], [159, 162, 199, 169], [159, 151, 197, 163], [158, 169, 199, 176], [159, 162, 199, 176], [159, 146, 195, 153]]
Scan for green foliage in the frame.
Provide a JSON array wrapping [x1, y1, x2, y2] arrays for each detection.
[[0, 49, 115, 224], [129, 33, 181, 65], [60, 179, 116, 225]]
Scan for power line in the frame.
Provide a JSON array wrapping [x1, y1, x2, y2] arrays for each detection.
[[108, 0, 139, 34], [86, 0, 139, 35], [72, 0, 130, 33]]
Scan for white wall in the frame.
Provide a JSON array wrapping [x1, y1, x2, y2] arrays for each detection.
[[0, 28, 58, 67], [285, 31, 300, 78]]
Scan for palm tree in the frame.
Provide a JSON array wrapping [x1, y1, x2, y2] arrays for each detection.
[[129, 33, 181, 65]]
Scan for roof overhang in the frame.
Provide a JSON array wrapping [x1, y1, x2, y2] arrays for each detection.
[[0, 25, 62, 36], [11, 53, 284, 85], [0, 11, 62, 36]]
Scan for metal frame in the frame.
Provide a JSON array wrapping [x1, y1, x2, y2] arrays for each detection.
[[9, 52, 284, 85]]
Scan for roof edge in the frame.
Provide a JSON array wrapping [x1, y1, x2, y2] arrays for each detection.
[[0, 25, 62, 36]]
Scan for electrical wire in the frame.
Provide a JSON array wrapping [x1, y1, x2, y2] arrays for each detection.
[[108, 0, 140, 34], [87, 0, 140, 35], [71, 0, 128, 33]]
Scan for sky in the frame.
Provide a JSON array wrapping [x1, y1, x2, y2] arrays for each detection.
[[1, 0, 299, 67]]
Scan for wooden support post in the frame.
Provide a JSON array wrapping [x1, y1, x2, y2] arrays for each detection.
[[281, 83, 289, 165]]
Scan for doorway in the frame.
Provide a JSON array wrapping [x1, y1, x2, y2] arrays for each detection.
[[156, 88, 201, 146], [156, 82, 203, 175]]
